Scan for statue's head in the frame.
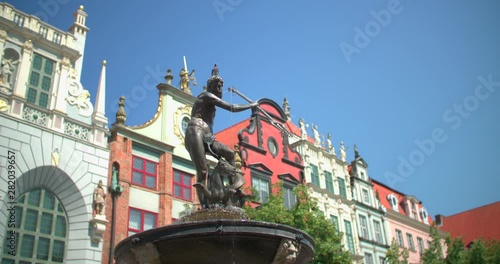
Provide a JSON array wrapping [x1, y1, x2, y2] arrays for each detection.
[[207, 75, 224, 97]]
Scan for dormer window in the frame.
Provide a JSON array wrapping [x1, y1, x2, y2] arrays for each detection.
[[387, 194, 399, 212], [420, 207, 429, 224]]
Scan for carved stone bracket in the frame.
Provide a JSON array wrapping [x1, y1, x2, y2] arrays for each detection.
[[90, 215, 108, 243]]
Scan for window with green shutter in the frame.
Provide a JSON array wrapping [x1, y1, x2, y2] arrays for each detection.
[[338, 177, 347, 199], [26, 54, 55, 108], [2, 189, 68, 263], [310, 164, 320, 186], [325, 171, 334, 194], [344, 220, 356, 253], [330, 215, 339, 232]]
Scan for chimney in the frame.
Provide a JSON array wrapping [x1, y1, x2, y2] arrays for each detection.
[[435, 214, 444, 226]]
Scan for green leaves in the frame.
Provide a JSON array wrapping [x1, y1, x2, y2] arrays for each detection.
[[245, 183, 352, 264]]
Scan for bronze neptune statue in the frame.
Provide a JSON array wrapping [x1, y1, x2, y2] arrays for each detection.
[[184, 67, 257, 208]]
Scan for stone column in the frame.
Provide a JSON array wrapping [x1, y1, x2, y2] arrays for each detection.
[[54, 57, 71, 113], [13, 40, 33, 98], [0, 29, 7, 59]]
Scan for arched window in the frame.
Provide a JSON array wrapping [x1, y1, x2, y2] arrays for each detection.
[[387, 193, 399, 212], [2, 188, 68, 263], [420, 207, 429, 224]]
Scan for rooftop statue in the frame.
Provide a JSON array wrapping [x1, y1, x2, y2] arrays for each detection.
[[185, 67, 257, 208]]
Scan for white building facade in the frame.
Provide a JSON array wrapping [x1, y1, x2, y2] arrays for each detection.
[[0, 3, 110, 263], [291, 123, 363, 262]]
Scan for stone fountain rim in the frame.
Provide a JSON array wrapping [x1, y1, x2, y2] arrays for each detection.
[[115, 219, 315, 260]]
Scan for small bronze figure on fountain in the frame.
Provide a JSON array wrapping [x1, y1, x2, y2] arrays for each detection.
[[184, 67, 257, 208]]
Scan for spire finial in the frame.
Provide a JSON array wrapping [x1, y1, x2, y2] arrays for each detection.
[[92, 60, 108, 125], [115, 96, 126, 125]]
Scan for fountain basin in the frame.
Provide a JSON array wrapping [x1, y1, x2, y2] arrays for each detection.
[[115, 219, 315, 264]]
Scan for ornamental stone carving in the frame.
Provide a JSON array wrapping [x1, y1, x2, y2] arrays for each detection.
[[66, 79, 93, 116]]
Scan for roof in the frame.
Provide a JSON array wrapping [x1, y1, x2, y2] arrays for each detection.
[[372, 179, 433, 224], [439, 201, 500, 245], [214, 118, 250, 148]]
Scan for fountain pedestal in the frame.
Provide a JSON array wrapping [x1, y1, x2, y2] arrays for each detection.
[[115, 208, 315, 264]]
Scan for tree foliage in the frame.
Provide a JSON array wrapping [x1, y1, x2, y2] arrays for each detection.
[[420, 223, 500, 264], [385, 238, 409, 264], [421, 224, 445, 264], [445, 237, 466, 264], [245, 183, 352, 264]]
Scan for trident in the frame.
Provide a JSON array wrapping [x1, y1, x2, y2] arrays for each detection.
[[228, 87, 291, 136]]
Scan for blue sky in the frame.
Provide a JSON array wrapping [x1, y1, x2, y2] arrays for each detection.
[[11, 0, 499, 218]]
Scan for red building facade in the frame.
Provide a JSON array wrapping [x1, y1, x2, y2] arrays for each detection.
[[216, 98, 303, 206], [438, 201, 500, 247], [101, 81, 199, 263]]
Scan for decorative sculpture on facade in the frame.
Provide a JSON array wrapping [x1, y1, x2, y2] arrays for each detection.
[[90, 180, 108, 242], [327, 133, 335, 155], [299, 118, 308, 140], [179, 68, 196, 94], [164, 69, 174, 85], [340, 141, 347, 162], [282, 97, 291, 120], [93, 180, 106, 216], [179, 57, 197, 94], [115, 96, 127, 125], [0, 58, 16, 87], [66, 80, 94, 116], [312, 124, 321, 146], [51, 148, 60, 167], [184, 67, 257, 208]]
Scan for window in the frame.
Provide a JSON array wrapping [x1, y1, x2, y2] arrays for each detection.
[[410, 202, 418, 220], [26, 54, 55, 108], [173, 169, 193, 201], [406, 233, 415, 251], [14, 13, 25, 27], [362, 189, 370, 204], [395, 229, 405, 247], [52, 32, 62, 44], [252, 177, 270, 203], [2, 189, 68, 263], [325, 171, 334, 194], [283, 184, 296, 209], [417, 237, 425, 253], [364, 253, 373, 264], [128, 208, 157, 236], [360, 171, 365, 180], [420, 208, 429, 224], [132, 156, 158, 189], [359, 215, 370, 239], [344, 220, 356, 253], [387, 194, 399, 212], [338, 177, 347, 199], [181, 116, 189, 135], [267, 137, 278, 157], [330, 215, 339, 232], [310, 164, 320, 186], [379, 256, 387, 264], [373, 220, 383, 244], [39, 26, 48, 38]]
